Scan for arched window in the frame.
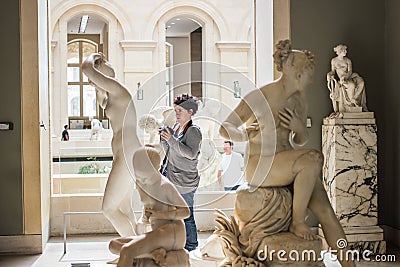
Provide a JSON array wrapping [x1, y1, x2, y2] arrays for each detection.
[[67, 39, 99, 121]]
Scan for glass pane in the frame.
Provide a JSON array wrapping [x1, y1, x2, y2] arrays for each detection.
[[67, 67, 80, 82], [67, 42, 79, 64], [68, 85, 80, 116], [83, 72, 89, 83], [82, 42, 97, 63], [83, 85, 97, 117]]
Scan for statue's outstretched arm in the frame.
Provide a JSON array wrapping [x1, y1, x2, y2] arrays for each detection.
[[220, 97, 253, 142], [82, 53, 126, 96]]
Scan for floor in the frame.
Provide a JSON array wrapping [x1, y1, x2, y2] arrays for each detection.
[[0, 233, 398, 267]]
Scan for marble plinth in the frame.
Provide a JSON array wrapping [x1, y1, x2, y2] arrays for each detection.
[[190, 233, 325, 267], [257, 232, 325, 267], [322, 117, 385, 254]]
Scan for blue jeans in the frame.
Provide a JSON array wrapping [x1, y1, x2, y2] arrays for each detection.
[[224, 184, 240, 191], [181, 190, 198, 251]]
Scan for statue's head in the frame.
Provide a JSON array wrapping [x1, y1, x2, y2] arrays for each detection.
[[138, 114, 160, 133], [273, 39, 315, 85], [333, 44, 347, 55], [132, 147, 161, 183]]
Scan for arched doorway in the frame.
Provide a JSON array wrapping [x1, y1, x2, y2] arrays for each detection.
[[48, 6, 128, 235], [152, 5, 222, 103], [165, 16, 203, 101]]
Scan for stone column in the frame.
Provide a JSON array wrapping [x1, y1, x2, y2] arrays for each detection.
[[321, 112, 386, 254]]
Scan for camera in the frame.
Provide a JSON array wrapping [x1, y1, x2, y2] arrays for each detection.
[[159, 126, 173, 134]]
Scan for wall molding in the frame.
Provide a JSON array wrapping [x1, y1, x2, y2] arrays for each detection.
[[215, 41, 251, 51], [0, 235, 42, 254], [119, 40, 157, 51]]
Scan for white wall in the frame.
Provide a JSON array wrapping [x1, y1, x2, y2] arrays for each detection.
[[167, 37, 191, 96]]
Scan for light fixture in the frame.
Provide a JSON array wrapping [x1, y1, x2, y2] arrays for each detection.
[[137, 82, 143, 100], [78, 15, 89, 33], [171, 22, 175, 25], [233, 81, 241, 98]]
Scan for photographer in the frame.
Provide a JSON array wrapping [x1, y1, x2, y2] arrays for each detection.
[[159, 93, 202, 251]]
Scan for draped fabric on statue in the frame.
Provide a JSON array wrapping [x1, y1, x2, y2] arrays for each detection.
[[236, 187, 292, 258]]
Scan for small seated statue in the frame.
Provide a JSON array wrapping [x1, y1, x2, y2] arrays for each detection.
[[327, 44, 368, 116], [109, 146, 190, 267]]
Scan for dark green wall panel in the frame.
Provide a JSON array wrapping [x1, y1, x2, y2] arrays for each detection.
[[0, 1, 23, 234]]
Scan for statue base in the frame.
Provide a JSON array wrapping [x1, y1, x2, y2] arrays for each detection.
[[324, 112, 375, 125], [189, 249, 222, 267], [257, 232, 325, 266], [322, 115, 386, 255], [190, 232, 325, 267], [319, 226, 386, 255]]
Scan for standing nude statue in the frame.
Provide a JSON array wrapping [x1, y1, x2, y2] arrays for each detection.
[[109, 147, 190, 267], [220, 40, 355, 267], [82, 53, 141, 237]]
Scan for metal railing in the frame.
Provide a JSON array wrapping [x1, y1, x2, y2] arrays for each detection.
[[63, 208, 234, 254]]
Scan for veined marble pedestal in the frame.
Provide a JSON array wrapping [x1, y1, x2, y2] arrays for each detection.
[[321, 112, 386, 254]]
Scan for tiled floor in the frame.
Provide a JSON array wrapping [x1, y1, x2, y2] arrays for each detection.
[[0, 233, 398, 267]]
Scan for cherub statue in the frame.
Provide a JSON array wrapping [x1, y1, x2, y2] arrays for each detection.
[[327, 44, 368, 116], [109, 147, 190, 267], [218, 40, 355, 267], [82, 53, 141, 237]]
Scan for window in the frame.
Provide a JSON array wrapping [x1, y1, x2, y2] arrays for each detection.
[[67, 39, 101, 125]]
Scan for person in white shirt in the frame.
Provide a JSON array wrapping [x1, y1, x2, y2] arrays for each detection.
[[218, 140, 244, 191]]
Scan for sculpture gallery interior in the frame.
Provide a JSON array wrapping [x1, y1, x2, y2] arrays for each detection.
[[0, 0, 399, 266]]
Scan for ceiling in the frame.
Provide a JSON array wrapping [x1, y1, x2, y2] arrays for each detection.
[[67, 14, 107, 34], [166, 17, 201, 37], [67, 15, 201, 36]]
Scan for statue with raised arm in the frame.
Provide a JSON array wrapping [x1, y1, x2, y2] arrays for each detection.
[[327, 44, 368, 116], [109, 147, 190, 267], [216, 40, 355, 267], [82, 53, 141, 237], [90, 118, 102, 140]]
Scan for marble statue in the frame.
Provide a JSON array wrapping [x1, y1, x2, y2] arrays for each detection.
[[216, 40, 355, 267], [327, 44, 368, 116], [138, 106, 175, 146], [194, 99, 223, 190], [90, 118, 102, 140], [109, 147, 190, 267], [82, 53, 141, 237], [138, 114, 161, 144]]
